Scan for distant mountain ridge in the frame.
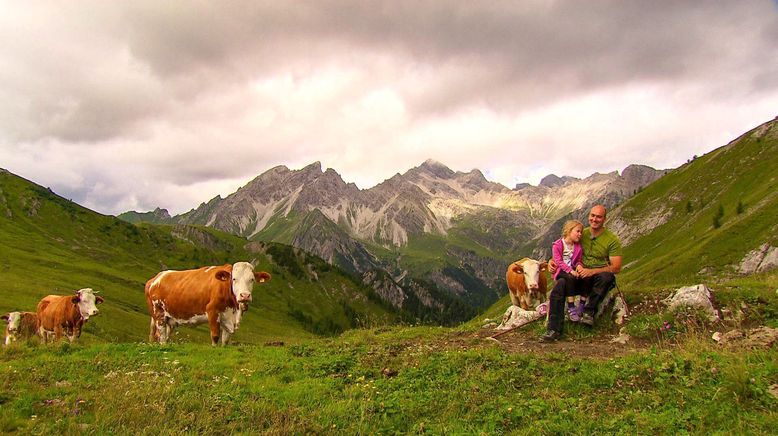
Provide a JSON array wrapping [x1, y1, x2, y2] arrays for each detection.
[[120, 159, 665, 320]]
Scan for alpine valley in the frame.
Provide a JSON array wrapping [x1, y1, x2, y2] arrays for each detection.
[[120, 158, 667, 323]]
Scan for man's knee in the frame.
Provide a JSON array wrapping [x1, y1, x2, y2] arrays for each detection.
[[593, 272, 616, 293]]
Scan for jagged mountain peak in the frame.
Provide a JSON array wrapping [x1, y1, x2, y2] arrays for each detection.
[[539, 174, 579, 188], [413, 159, 455, 179], [539, 174, 563, 188], [302, 161, 323, 173]]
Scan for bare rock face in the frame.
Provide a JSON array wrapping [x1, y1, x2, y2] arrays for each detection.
[[739, 244, 778, 274], [609, 204, 673, 246], [362, 270, 406, 309]]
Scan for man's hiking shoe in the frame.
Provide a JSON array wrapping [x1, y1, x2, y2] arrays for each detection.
[[580, 313, 594, 326], [540, 330, 561, 342], [567, 306, 580, 322]]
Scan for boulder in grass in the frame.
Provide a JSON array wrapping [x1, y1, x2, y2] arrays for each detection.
[[496, 305, 544, 331], [663, 284, 720, 322]]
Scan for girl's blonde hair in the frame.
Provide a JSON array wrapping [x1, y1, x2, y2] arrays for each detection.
[[561, 219, 584, 238]]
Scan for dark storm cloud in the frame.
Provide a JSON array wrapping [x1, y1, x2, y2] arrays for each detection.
[[0, 1, 776, 215]]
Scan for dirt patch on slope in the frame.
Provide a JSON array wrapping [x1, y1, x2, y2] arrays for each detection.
[[466, 328, 653, 359]]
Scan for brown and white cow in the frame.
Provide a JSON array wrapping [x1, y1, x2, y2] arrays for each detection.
[[144, 262, 271, 346], [36, 288, 104, 343], [506, 258, 548, 310], [2, 311, 38, 345]]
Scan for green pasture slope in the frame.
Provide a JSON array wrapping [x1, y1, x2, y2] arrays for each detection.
[[616, 118, 778, 291], [0, 169, 397, 344], [2, 119, 778, 433]]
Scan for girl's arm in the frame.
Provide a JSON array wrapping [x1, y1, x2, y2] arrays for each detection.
[[552, 241, 572, 273]]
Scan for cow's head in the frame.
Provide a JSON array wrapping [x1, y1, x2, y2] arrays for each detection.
[[216, 262, 272, 310], [2, 312, 21, 333], [71, 288, 103, 319], [513, 259, 548, 292]]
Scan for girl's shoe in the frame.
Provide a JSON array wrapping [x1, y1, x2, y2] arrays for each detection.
[[567, 306, 580, 322]]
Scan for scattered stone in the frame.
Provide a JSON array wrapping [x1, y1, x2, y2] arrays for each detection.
[[264, 341, 285, 347], [481, 322, 498, 329], [610, 329, 630, 345], [769, 384, 778, 400], [743, 327, 778, 349], [719, 330, 745, 344], [663, 284, 720, 322], [381, 367, 398, 378], [713, 327, 777, 349]]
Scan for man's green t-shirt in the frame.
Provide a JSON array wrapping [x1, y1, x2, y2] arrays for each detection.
[[581, 227, 623, 268]]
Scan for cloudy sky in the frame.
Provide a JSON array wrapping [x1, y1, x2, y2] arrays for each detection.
[[1, 1, 776, 216]]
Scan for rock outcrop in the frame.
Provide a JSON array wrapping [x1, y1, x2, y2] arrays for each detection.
[[739, 243, 778, 274]]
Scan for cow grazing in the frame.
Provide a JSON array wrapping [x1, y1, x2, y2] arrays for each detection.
[[506, 258, 548, 310], [2, 311, 38, 345], [145, 262, 272, 346], [37, 288, 104, 343]]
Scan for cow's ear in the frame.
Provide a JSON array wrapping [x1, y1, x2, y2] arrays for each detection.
[[71, 296, 80, 304], [539, 262, 548, 271], [511, 264, 523, 274], [96, 296, 105, 304], [215, 271, 231, 282], [254, 271, 271, 283], [1, 314, 8, 322]]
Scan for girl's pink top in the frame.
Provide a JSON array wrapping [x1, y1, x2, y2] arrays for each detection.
[[552, 238, 582, 280]]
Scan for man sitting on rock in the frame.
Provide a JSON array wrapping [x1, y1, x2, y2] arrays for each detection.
[[543, 204, 622, 341]]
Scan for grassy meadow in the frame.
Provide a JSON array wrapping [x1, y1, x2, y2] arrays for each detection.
[[1, 325, 776, 434]]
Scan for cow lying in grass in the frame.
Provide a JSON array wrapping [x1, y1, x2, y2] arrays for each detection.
[[506, 258, 548, 310], [2, 311, 38, 345]]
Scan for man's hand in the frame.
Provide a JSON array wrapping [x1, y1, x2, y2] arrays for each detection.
[[576, 264, 594, 278]]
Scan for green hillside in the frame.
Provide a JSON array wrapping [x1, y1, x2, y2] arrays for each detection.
[[477, 119, 778, 325], [615, 119, 778, 290], [0, 170, 397, 344]]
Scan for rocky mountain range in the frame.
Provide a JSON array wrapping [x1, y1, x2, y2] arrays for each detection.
[[120, 160, 666, 322]]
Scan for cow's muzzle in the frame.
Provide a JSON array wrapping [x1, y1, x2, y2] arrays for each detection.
[[238, 293, 252, 303]]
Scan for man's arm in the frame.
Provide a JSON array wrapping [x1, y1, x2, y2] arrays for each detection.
[[576, 256, 622, 277]]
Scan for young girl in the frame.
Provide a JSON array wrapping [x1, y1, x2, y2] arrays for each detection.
[[551, 220, 586, 322]]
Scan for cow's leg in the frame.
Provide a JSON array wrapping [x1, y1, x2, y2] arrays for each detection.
[[157, 320, 171, 344], [4, 334, 11, 346], [149, 317, 158, 343], [54, 325, 63, 342], [68, 326, 81, 342], [219, 326, 232, 346], [206, 309, 221, 346], [508, 289, 521, 307]]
